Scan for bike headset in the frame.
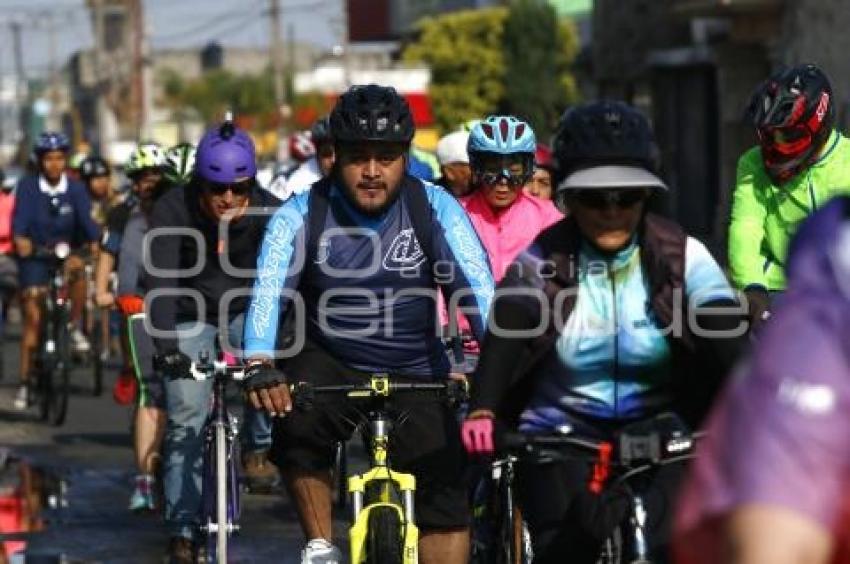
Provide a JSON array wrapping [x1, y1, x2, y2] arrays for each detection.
[[467, 116, 537, 188]]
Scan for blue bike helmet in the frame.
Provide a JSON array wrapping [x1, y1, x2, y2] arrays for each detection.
[[195, 120, 257, 184], [34, 131, 71, 155], [467, 116, 536, 186], [467, 116, 536, 156]]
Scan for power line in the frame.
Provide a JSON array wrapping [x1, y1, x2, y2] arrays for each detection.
[[150, 0, 264, 43]]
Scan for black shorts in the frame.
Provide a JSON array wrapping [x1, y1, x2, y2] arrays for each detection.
[[269, 340, 469, 530]]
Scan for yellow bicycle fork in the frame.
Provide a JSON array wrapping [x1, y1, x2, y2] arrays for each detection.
[[347, 376, 419, 563]]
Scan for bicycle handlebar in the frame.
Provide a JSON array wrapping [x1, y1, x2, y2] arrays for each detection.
[[289, 376, 469, 409], [185, 360, 246, 382]]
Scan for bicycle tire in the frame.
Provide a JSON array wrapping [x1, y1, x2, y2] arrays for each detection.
[[365, 505, 404, 564], [334, 441, 348, 510], [215, 422, 229, 562], [90, 317, 103, 396], [48, 313, 71, 426]]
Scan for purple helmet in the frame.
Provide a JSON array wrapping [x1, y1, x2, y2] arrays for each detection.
[[195, 121, 257, 184]]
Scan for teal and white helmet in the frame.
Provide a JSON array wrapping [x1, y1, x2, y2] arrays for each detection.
[[125, 143, 166, 177], [467, 115, 537, 155], [164, 143, 196, 186], [467, 115, 537, 186]]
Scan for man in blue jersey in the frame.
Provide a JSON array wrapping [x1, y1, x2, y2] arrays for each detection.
[[242, 85, 495, 564]]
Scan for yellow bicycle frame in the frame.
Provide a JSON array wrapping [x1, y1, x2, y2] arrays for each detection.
[[347, 376, 419, 563]]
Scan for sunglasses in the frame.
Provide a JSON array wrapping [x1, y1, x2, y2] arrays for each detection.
[[479, 169, 530, 188], [200, 178, 254, 196], [572, 189, 648, 210]]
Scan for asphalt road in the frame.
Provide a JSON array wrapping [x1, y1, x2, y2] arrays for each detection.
[[0, 323, 349, 563]]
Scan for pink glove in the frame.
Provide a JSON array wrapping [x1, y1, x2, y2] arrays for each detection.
[[461, 417, 494, 455]]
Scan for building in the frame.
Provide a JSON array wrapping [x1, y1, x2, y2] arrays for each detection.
[[592, 0, 850, 252]]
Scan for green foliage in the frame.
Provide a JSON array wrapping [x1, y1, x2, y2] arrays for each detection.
[[503, 0, 580, 140], [158, 68, 277, 126], [402, 3, 581, 137], [403, 8, 508, 132]]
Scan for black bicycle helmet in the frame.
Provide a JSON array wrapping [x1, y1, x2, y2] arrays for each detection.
[[552, 100, 660, 184], [748, 64, 834, 184], [330, 85, 415, 144], [80, 155, 111, 180]]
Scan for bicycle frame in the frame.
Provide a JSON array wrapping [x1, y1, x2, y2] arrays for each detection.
[[174, 356, 243, 564], [348, 377, 419, 564], [292, 376, 466, 564]]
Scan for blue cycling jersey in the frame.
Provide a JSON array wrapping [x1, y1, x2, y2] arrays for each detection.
[[244, 180, 494, 378], [519, 236, 735, 425], [12, 174, 100, 247]]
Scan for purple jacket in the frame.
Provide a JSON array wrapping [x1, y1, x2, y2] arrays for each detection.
[[674, 196, 850, 563]]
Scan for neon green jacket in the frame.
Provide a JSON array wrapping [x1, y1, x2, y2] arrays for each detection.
[[728, 130, 850, 290]]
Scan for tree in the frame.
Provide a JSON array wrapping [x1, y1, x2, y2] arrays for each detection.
[[402, 4, 581, 137], [502, 0, 580, 140], [403, 8, 508, 132]]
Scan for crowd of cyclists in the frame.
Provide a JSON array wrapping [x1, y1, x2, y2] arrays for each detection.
[[0, 60, 848, 564]]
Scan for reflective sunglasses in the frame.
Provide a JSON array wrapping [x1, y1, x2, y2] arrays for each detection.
[[572, 189, 648, 210], [200, 178, 255, 196]]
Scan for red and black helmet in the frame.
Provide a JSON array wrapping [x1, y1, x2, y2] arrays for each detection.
[[749, 64, 834, 184]]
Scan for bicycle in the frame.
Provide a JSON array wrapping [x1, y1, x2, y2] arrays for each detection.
[[290, 375, 468, 564], [29, 242, 74, 426], [80, 260, 105, 396], [477, 413, 699, 564], [163, 352, 244, 563]]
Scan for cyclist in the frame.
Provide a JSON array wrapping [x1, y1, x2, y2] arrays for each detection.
[[728, 63, 850, 327], [675, 196, 850, 564], [12, 132, 101, 409], [272, 117, 335, 201], [461, 101, 746, 563], [94, 143, 170, 511], [524, 143, 555, 200], [464, 116, 562, 281], [0, 173, 17, 323], [241, 84, 494, 564], [435, 130, 473, 198], [163, 143, 196, 188], [145, 121, 279, 563], [79, 155, 116, 227], [96, 144, 168, 404]]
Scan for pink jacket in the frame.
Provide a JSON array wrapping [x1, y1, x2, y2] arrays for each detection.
[[0, 192, 15, 255], [461, 190, 563, 282], [441, 191, 563, 336]]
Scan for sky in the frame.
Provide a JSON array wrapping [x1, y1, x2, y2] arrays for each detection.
[[0, 0, 342, 78]]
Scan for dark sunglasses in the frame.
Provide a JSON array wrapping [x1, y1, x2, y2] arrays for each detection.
[[479, 169, 530, 188], [200, 178, 254, 196], [572, 189, 648, 210]]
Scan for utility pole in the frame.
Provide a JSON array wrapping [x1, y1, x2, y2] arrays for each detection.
[[10, 21, 26, 165], [139, 1, 153, 141], [46, 11, 60, 129], [270, 0, 285, 110], [342, 0, 351, 88], [91, 0, 109, 152]]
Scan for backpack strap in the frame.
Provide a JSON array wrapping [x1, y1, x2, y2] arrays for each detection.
[[305, 176, 334, 266], [400, 175, 437, 267]]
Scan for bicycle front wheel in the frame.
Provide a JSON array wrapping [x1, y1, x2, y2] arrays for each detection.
[[90, 314, 103, 396], [48, 317, 71, 426], [215, 422, 229, 562], [366, 505, 403, 564]]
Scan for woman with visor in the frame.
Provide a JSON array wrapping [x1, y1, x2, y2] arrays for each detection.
[[461, 101, 746, 563]]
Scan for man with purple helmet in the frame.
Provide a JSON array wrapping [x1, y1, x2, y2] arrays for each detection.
[[145, 119, 281, 562]]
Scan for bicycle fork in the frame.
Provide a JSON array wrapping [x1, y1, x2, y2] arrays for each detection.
[[349, 413, 419, 563], [630, 494, 650, 563]]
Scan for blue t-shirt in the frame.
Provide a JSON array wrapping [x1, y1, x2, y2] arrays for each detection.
[[519, 235, 735, 426], [244, 180, 494, 378], [12, 174, 100, 248]]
